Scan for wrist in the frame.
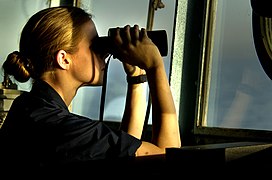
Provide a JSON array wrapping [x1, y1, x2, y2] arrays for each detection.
[[126, 74, 147, 84]]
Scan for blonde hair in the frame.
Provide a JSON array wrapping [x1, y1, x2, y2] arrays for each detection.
[[3, 6, 92, 82]]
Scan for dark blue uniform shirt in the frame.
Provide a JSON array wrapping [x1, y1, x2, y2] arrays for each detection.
[[0, 80, 141, 170]]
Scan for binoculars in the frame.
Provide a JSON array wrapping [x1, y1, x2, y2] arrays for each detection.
[[92, 28, 168, 57]]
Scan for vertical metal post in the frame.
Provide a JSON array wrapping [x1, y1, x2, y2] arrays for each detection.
[[146, 0, 165, 30], [48, 0, 81, 7], [142, 0, 165, 140]]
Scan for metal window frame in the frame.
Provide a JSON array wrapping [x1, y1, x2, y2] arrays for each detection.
[[171, 0, 272, 145]]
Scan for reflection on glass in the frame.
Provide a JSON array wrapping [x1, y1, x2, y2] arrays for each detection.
[[205, 0, 272, 130]]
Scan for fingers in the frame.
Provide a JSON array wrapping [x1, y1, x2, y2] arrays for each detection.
[[113, 25, 141, 46], [131, 25, 140, 45], [111, 25, 139, 59], [140, 27, 148, 40], [110, 24, 153, 68], [122, 25, 141, 46], [111, 25, 131, 52], [123, 25, 131, 45], [113, 27, 121, 45]]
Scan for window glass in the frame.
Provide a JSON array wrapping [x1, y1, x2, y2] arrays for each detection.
[[0, 0, 48, 90], [203, 0, 272, 130]]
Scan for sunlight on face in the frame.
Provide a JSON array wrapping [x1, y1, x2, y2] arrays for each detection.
[[70, 20, 106, 87]]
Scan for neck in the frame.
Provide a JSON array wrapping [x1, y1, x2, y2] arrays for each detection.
[[41, 71, 79, 107]]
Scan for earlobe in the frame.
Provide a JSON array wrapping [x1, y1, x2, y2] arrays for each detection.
[[56, 50, 70, 70]]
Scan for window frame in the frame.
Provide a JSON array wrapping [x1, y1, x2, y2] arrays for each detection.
[[173, 0, 272, 145]]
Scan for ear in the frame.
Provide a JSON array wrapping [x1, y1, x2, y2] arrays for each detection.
[[56, 50, 70, 70]]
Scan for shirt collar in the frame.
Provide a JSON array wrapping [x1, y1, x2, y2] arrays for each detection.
[[30, 80, 68, 110]]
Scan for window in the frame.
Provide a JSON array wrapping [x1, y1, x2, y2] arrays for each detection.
[[187, 0, 272, 142]]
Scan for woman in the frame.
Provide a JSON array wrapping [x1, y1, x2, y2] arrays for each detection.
[[0, 6, 181, 171]]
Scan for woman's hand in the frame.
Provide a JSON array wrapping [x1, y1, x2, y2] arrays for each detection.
[[111, 25, 163, 71]]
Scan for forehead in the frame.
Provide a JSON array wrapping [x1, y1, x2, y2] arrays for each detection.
[[82, 20, 98, 41]]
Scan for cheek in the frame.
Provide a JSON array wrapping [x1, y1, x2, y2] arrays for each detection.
[[80, 55, 93, 78], [73, 52, 94, 83], [84, 52, 105, 85]]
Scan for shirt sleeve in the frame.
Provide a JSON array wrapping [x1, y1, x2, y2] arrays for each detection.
[[34, 111, 142, 164], [60, 117, 142, 162]]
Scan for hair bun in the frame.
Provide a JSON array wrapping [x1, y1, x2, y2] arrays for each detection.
[[2, 51, 31, 82]]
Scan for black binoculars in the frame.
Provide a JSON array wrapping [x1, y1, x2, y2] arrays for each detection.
[[92, 28, 168, 57]]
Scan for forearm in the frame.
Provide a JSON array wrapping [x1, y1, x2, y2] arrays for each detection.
[[120, 83, 147, 139], [146, 64, 181, 148]]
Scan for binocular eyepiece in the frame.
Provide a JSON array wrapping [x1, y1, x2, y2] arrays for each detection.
[[92, 28, 168, 57]]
